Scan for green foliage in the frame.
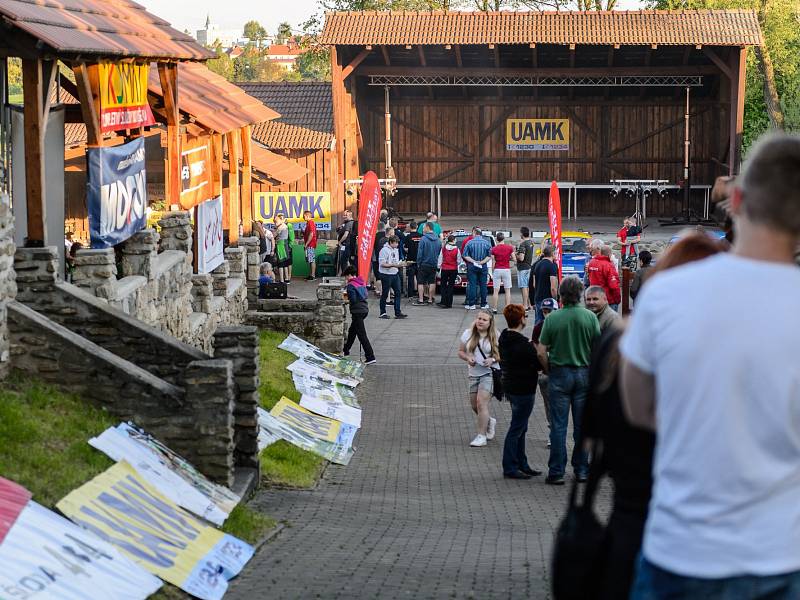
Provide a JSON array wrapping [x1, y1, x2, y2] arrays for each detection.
[[6, 57, 22, 96], [276, 22, 295, 45], [0, 376, 115, 508], [298, 47, 332, 81], [206, 43, 235, 81], [244, 20, 267, 44]]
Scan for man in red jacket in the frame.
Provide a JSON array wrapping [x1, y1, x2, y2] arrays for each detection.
[[587, 244, 621, 311]]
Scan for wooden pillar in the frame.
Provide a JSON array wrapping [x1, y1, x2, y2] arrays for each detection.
[[72, 63, 102, 147], [621, 267, 633, 316], [331, 47, 347, 221], [240, 125, 253, 235], [210, 133, 223, 198], [226, 129, 240, 244], [158, 63, 181, 208], [728, 47, 747, 175]]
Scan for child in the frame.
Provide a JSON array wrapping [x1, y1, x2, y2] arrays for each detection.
[[342, 265, 376, 365], [258, 262, 275, 300]]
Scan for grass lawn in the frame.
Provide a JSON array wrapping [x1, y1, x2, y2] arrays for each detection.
[[258, 330, 326, 488], [8, 92, 23, 105]]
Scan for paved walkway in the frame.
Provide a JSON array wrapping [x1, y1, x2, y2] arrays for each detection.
[[229, 290, 610, 599]]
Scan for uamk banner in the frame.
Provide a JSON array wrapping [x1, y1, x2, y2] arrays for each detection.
[[99, 62, 155, 133], [87, 136, 148, 249], [255, 192, 332, 231]]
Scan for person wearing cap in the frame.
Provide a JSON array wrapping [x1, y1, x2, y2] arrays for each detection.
[[585, 285, 622, 333], [531, 297, 558, 439]]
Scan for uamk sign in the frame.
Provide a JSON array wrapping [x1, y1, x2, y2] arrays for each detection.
[[255, 192, 331, 230], [99, 63, 156, 133], [506, 118, 570, 151]]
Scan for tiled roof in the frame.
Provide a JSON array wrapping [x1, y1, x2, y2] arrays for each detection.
[[319, 10, 763, 47], [148, 62, 280, 134], [237, 82, 334, 150], [0, 0, 213, 60]]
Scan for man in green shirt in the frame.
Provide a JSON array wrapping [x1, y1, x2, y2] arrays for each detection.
[[417, 212, 443, 237], [536, 276, 600, 485]]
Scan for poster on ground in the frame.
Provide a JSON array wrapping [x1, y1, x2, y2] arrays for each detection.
[[0, 475, 31, 544], [89, 422, 240, 526], [287, 357, 361, 389], [0, 500, 162, 599], [87, 136, 148, 249], [255, 191, 332, 231], [99, 62, 156, 133], [57, 461, 253, 600], [279, 334, 364, 381], [257, 407, 281, 452], [293, 372, 362, 428], [196, 196, 225, 274], [266, 397, 355, 465]]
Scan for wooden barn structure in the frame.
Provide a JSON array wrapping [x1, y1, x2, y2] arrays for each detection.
[[320, 10, 763, 219]]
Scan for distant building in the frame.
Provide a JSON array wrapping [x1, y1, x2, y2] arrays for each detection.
[[227, 45, 245, 59], [196, 15, 242, 48], [266, 40, 305, 71]]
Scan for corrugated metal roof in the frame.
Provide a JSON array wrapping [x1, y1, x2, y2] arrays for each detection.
[[319, 10, 763, 47], [237, 82, 333, 150], [0, 0, 214, 60], [148, 62, 280, 134]]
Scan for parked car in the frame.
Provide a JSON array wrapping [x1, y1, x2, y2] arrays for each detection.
[[537, 230, 593, 278], [436, 229, 497, 291]]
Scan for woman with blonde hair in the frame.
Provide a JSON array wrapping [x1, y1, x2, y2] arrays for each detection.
[[458, 309, 500, 447]]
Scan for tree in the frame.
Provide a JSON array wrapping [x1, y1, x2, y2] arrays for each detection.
[[276, 22, 294, 45], [206, 42, 235, 80], [297, 47, 332, 81], [7, 57, 22, 96], [243, 20, 267, 46]]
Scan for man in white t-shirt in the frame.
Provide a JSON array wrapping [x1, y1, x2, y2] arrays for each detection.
[[620, 132, 800, 599], [377, 236, 407, 320]]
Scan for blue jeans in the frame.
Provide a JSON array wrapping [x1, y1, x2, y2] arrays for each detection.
[[630, 554, 800, 600], [534, 300, 545, 324], [547, 365, 590, 478], [466, 267, 488, 307], [379, 273, 402, 316], [502, 393, 535, 475]]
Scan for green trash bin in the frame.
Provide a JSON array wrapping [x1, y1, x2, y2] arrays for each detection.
[[290, 243, 336, 278]]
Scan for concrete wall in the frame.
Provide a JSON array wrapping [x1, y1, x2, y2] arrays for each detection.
[[0, 194, 16, 379]]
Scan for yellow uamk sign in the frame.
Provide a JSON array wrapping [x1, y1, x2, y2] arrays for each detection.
[[98, 62, 156, 133], [506, 118, 570, 151]]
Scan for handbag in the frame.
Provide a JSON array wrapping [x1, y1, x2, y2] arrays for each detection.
[[551, 439, 606, 600], [477, 345, 504, 401]]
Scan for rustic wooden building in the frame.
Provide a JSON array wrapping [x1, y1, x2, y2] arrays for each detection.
[[320, 10, 763, 218]]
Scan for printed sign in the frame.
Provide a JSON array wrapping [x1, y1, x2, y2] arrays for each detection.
[[196, 196, 225, 273], [293, 372, 362, 428], [87, 137, 148, 249], [255, 192, 332, 231], [257, 407, 281, 452], [89, 422, 240, 526], [271, 397, 357, 447], [57, 462, 253, 600], [99, 62, 156, 133], [180, 140, 211, 210], [548, 181, 563, 280], [0, 500, 162, 600], [279, 333, 365, 380], [0, 476, 31, 544], [357, 172, 383, 281], [506, 118, 570, 151], [287, 358, 361, 389]]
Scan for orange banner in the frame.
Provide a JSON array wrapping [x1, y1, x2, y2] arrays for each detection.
[[179, 139, 211, 210]]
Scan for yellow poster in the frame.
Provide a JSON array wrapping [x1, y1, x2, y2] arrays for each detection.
[[271, 396, 342, 443], [255, 192, 332, 231], [57, 461, 253, 599], [98, 62, 156, 133], [506, 118, 570, 151]]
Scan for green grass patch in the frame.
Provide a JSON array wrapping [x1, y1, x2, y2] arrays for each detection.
[[0, 376, 115, 507], [8, 93, 23, 105], [221, 504, 276, 545], [258, 330, 326, 488]]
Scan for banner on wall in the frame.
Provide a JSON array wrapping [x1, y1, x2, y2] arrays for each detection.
[[548, 181, 563, 280], [255, 192, 332, 230], [57, 461, 254, 600], [279, 333, 365, 380], [99, 62, 156, 133], [196, 196, 225, 273], [180, 140, 211, 210], [87, 137, 148, 249], [89, 422, 240, 526], [0, 500, 162, 600], [357, 172, 383, 282], [506, 118, 570, 151]]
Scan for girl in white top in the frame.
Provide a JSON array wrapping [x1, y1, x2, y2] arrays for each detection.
[[457, 309, 501, 447]]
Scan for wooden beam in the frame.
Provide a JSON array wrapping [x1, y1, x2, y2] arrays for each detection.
[[370, 107, 472, 158], [158, 62, 181, 208], [331, 47, 346, 189], [40, 61, 57, 132], [702, 47, 733, 80], [226, 129, 240, 243], [359, 65, 719, 77], [729, 47, 747, 174], [454, 45, 463, 68], [381, 46, 391, 66], [58, 72, 80, 103], [493, 46, 502, 98], [72, 63, 101, 146], [240, 125, 253, 235], [607, 106, 711, 158], [210, 133, 223, 198], [418, 46, 427, 67], [342, 48, 371, 80], [21, 58, 46, 244]]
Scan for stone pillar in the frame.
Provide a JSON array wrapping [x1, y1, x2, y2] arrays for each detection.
[[0, 198, 16, 379], [14, 247, 58, 311], [213, 326, 260, 472], [121, 228, 158, 280], [158, 211, 193, 259], [191, 274, 213, 313], [314, 281, 346, 354], [71, 248, 117, 300], [224, 246, 246, 279], [183, 358, 235, 486], [211, 260, 230, 297], [236, 237, 260, 306]]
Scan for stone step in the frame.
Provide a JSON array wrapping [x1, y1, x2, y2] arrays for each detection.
[[256, 299, 318, 312]]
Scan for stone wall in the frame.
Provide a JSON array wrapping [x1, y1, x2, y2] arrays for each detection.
[[0, 195, 15, 379], [247, 280, 346, 354]]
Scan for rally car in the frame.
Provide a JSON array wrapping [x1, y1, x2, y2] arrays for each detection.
[[538, 230, 592, 278], [436, 229, 497, 291]]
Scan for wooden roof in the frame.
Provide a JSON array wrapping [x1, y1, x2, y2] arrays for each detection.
[[0, 0, 213, 60], [237, 82, 334, 150], [320, 10, 763, 47]]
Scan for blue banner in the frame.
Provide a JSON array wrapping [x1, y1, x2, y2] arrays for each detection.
[[87, 137, 148, 249]]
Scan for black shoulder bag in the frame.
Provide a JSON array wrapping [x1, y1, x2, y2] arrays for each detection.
[[551, 439, 606, 600], [477, 345, 504, 401]]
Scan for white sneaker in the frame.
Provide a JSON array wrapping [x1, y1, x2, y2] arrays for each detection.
[[480, 304, 490, 310], [469, 434, 487, 447], [465, 305, 476, 310], [486, 417, 497, 440]]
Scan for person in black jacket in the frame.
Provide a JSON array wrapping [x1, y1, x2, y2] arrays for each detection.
[[342, 266, 376, 365], [498, 303, 543, 479]]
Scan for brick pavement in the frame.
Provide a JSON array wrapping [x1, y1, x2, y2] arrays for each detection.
[[229, 290, 610, 600]]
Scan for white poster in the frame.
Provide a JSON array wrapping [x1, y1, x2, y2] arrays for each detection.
[[257, 407, 281, 451], [279, 334, 365, 380], [89, 423, 239, 526], [287, 358, 361, 389], [196, 196, 224, 273], [0, 501, 162, 600], [293, 372, 362, 428]]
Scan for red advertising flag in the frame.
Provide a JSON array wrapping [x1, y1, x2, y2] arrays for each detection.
[[548, 181, 563, 281], [357, 171, 383, 281], [0, 476, 32, 544]]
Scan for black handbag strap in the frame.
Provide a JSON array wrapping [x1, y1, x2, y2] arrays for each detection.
[[567, 437, 604, 510]]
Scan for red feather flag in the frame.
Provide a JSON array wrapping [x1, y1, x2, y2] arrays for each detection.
[[548, 181, 563, 281], [357, 172, 383, 282]]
